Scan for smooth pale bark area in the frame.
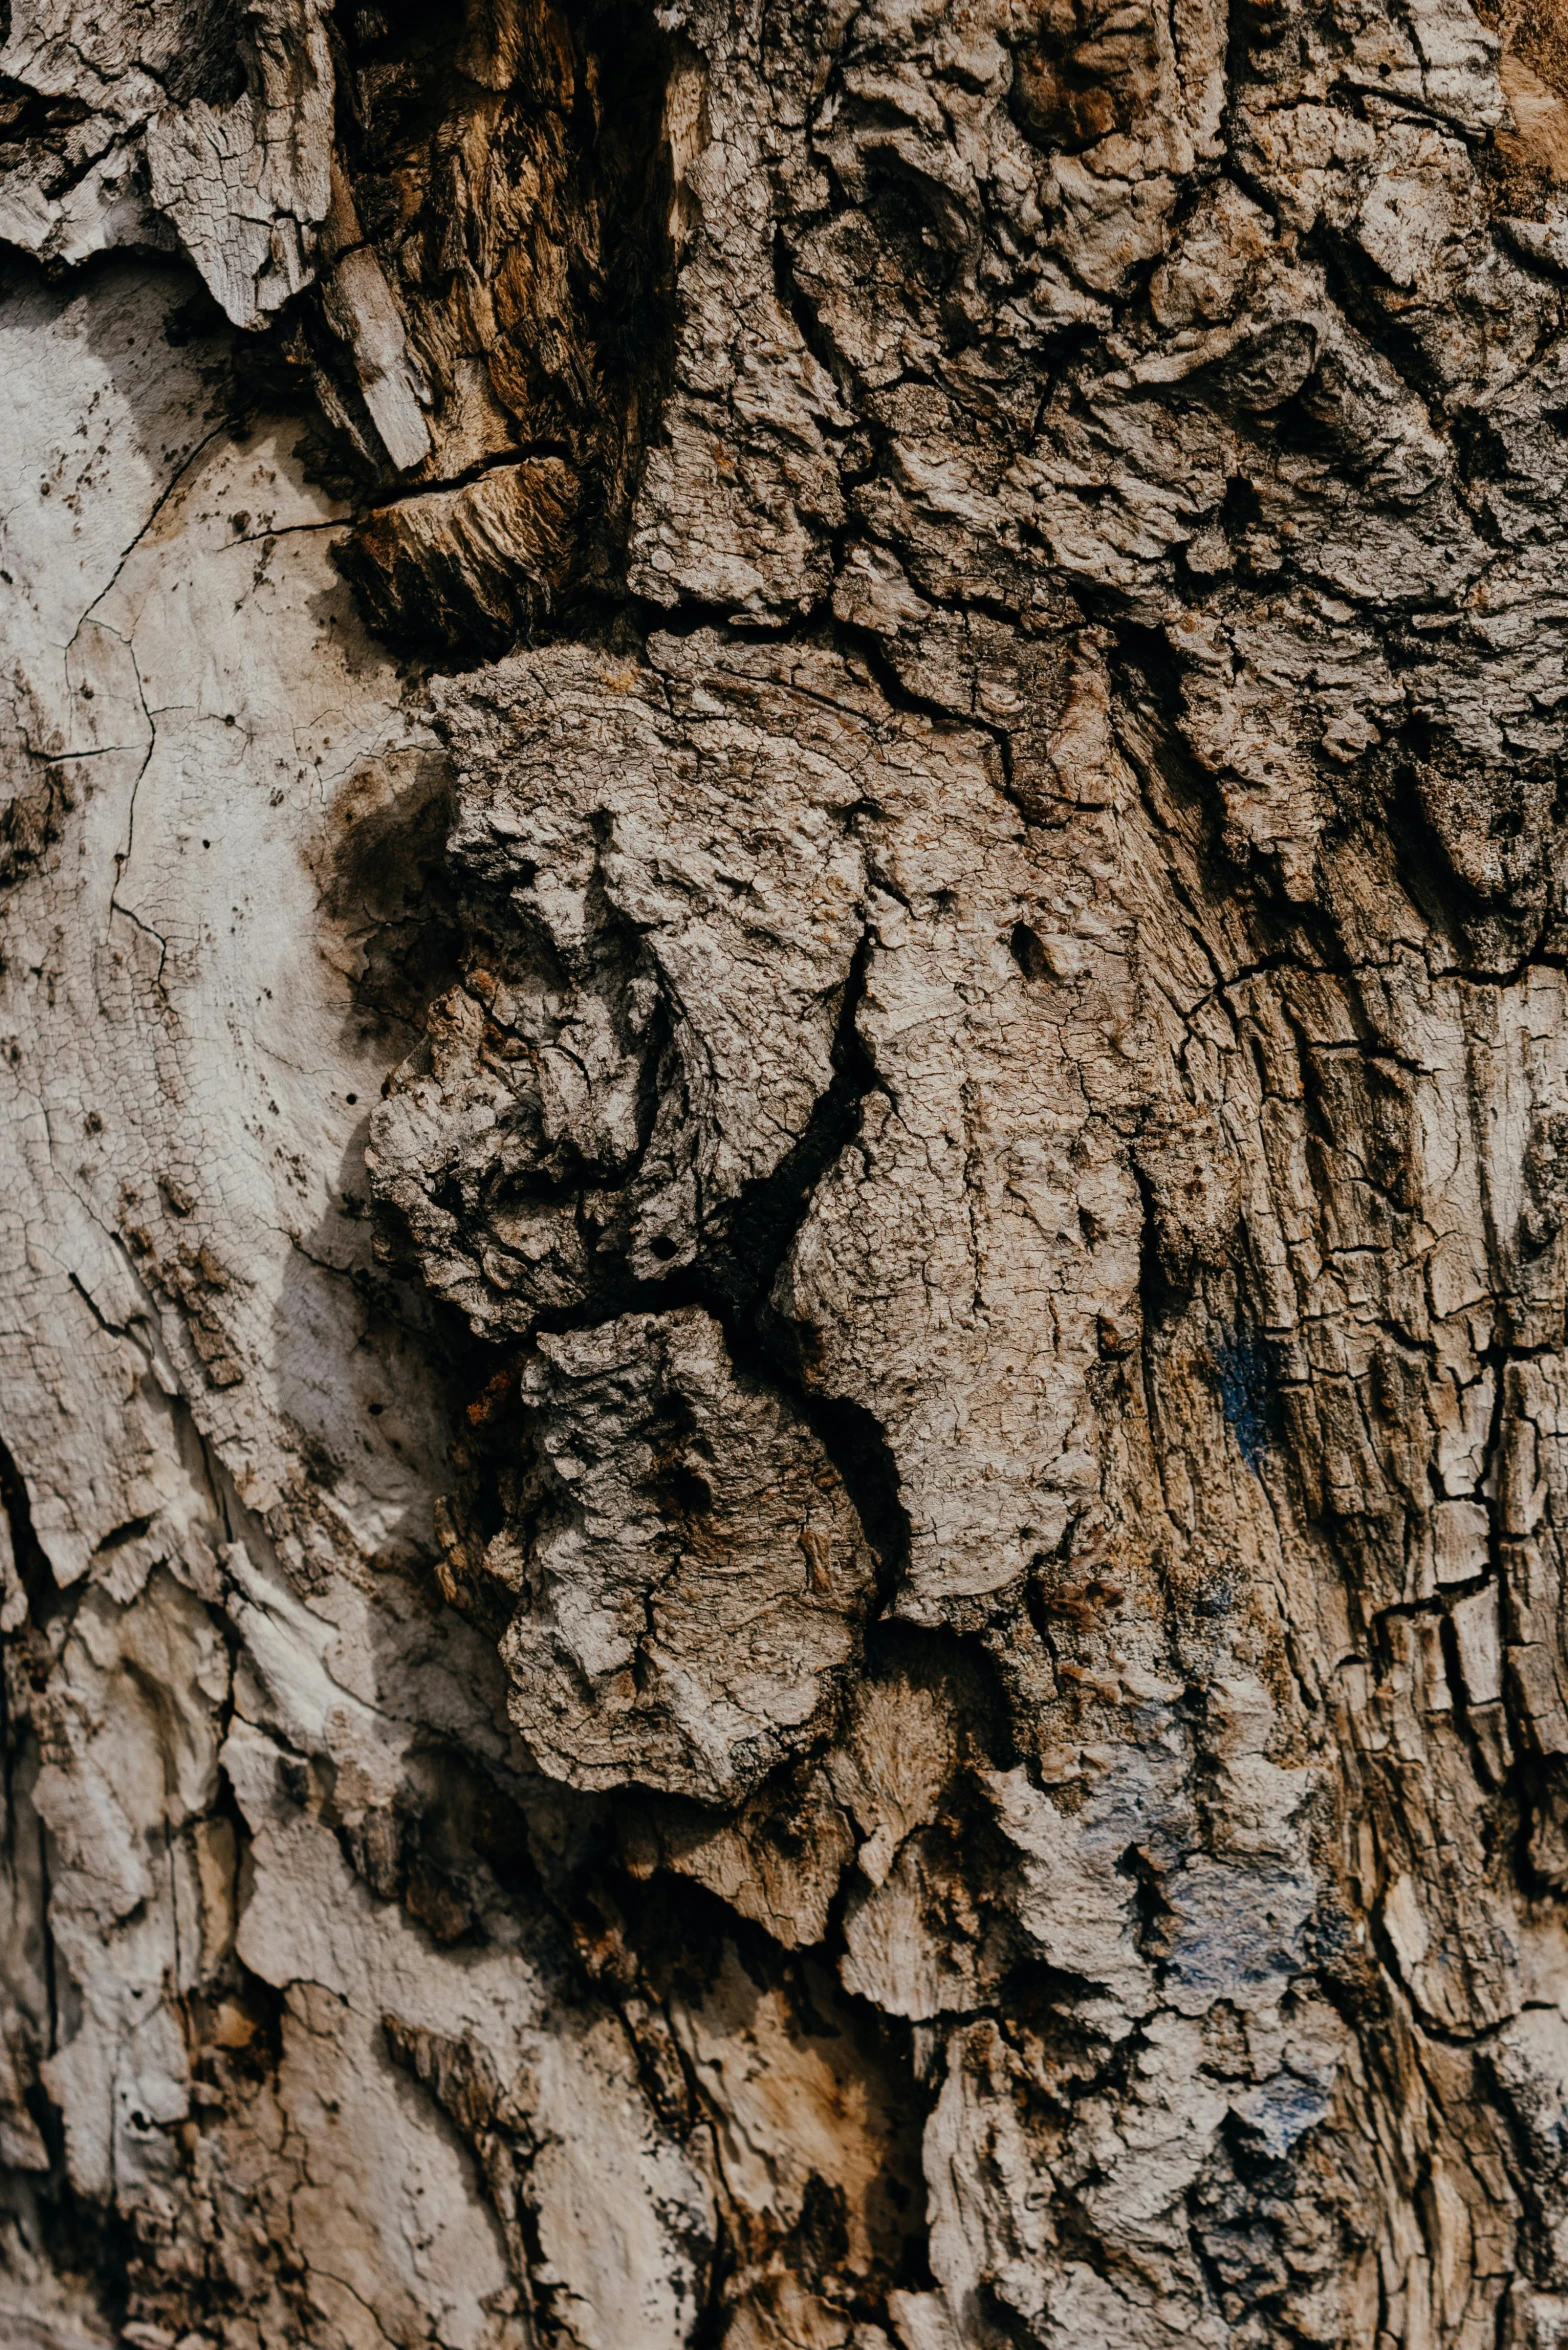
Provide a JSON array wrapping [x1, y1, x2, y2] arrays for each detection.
[[8, 0, 1568, 2346]]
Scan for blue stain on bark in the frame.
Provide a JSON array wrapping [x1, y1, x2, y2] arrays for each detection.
[[1216, 1333, 1274, 1471]]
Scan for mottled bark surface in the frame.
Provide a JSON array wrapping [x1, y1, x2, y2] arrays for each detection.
[[8, 0, 1568, 2344]]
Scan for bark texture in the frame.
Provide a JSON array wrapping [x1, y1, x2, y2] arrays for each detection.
[[7, 0, 1568, 2344]]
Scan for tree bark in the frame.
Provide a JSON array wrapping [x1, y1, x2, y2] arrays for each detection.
[[2, 0, 1566, 2343]]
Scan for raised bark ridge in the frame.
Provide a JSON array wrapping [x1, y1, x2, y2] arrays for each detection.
[[5, 0, 1568, 2346]]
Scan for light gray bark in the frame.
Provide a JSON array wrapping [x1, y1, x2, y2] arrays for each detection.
[[3, 0, 1568, 2344]]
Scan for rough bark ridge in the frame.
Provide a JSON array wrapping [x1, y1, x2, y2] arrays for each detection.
[[8, 0, 1568, 2343]]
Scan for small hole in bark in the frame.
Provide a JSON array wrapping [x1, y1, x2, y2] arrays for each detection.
[[1009, 921, 1051, 981], [666, 1464, 713, 1515], [1221, 473, 1262, 534], [93, 1515, 153, 1555]]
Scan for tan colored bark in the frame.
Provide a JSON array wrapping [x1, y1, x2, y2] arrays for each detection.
[[4, 0, 1568, 2343]]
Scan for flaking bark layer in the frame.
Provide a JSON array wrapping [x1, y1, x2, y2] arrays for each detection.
[[6, 0, 1568, 2344]]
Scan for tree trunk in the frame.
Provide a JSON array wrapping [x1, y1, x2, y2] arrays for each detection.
[[3, 0, 1567, 2343]]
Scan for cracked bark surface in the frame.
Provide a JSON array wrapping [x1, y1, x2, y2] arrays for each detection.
[[11, 0, 1568, 2343]]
